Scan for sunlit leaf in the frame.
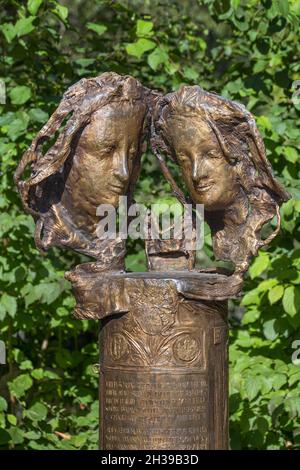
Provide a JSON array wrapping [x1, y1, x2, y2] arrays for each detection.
[[126, 39, 156, 59], [86, 23, 107, 36], [27, 0, 43, 15], [9, 86, 32, 105]]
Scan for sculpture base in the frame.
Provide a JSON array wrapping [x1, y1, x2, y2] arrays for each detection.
[[100, 295, 228, 450], [66, 267, 232, 450]]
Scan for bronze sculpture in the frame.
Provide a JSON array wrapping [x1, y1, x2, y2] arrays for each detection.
[[151, 85, 289, 277], [14, 72, 151, 270], [15, 74, 288, 450]]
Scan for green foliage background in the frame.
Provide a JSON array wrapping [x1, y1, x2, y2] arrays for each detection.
[[0, 0, 300, 450]]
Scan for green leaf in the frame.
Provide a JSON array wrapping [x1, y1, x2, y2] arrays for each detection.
[[14, 16, 36, 37], [24, 430, 41, 440], [281, 198, 294, 217], [282, 285, 300, 317], [25, 402, 48, 422], [183, 66, 199, 80], [271, 373, 286, 390], [244, 376, 262, 401], [274, 0, 290, 16], [268, 394, 284, 415], [198, 37, 207, 51], [52, 3, 68, 22], [36, 282, 62, 304], [0, 429, 11, 445], [147, 46, 168, 71], [10, 86, 32, 105], [7, 414, 17, 425], [294, 200, 300, 212], [289, 371, 300, 386], [235, 331, 253, 347], [19, 359, 33, 370], [75, 58, 95, 69], [126, 38, 156, 59], [263, 319, 278, 340], [28, 108, 49, 122], [43, 370, 60, 380], [9, 374, 33, 398], [255, 416, 269, 435], [242, 289, 260, 306], [0, 397, 8, 412], [1, 293, 17, 318], [257, 279, 278, 292], [8, 427, 24, 444], [284, 146, 299, 163], [257, 115, 272, 131], [136, 20, 154, 37], [24, 282, 62, 306], [7, 113, 30, 140], [242, 308, 260, 324], [86, 23, 107, 36], [260, 376, 273, 394], [31, 368, 44, 380], [249, 252, 269, 279], [0, 23, 16, 42], [72, 434, 88, 448], [268, 285, 284, 304], [285, 397, 300, 418], [165, 61, 179, 75], [27, 0, 43, 15]]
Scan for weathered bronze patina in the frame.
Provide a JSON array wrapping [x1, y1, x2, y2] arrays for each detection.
[[66, 268, 229, 449], [151, 86, 289, 277], [15, 72, 152, 269], [15, 75, 288, 450]]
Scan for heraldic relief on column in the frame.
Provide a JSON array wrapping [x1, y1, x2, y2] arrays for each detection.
[[15, 72, 289, 450]]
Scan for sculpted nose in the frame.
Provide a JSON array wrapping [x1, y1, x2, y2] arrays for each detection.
[[192, 161, 199, 182], [192, 155, 208, 183], [114, 151, 129, 183]]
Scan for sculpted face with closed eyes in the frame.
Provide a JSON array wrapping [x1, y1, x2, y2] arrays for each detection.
[[65, 99, 146, 217], [15, 73, 149, 262]]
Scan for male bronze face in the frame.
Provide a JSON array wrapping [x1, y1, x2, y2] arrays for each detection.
[[162, 113, 240, 211], [14, 73, 149, 262]]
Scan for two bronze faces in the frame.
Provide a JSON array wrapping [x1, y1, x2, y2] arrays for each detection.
[[15, 72, 289, 287]]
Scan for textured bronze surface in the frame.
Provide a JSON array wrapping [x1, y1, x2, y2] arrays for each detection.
[[14, 76, 288, 282], [14, 72, 157, 270], [99, 274, 228, 450], [65, 267, 242, 319], [14, 74, 288, 450], [151, 86, 290, 277]]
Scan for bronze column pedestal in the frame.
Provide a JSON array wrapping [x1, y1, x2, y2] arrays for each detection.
[[67, 268, 242, 450], [14, 72, 288, 452]]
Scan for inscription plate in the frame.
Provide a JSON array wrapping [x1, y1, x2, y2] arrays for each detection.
[[99, 281, 228, 450], [101, 368, 209, 450]]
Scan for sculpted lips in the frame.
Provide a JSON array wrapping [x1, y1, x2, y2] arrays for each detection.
[[195, 181, 214, 192], [110, 181, 126, 192]]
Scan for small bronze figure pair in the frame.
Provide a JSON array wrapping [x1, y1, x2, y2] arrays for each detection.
[[15, 72, 289, 282]]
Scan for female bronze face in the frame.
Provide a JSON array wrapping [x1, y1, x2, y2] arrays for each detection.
[[162, 113, 240, 211], [151, 85, 289, 275]]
